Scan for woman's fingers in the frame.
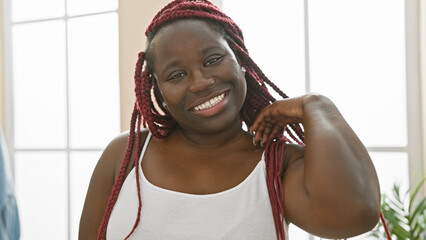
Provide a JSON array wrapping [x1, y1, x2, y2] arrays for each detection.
[[252, 119, 286, 146], [251, 98, 305, 147]]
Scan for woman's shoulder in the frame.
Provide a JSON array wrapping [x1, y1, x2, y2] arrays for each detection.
[[107, 129, 150, 179], [78, 129, 150, 239], [96, 129, 150, 182]]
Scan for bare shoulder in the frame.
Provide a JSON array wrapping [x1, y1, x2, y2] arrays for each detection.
[[110, 130, 150, 179], [78, 129, 149, 240], [99, 131, 131, 180], [91, 129, 151, 190]]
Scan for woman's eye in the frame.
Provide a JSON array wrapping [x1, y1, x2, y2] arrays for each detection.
[[205, 56, 223, 66], [167, 72, 185, 81]]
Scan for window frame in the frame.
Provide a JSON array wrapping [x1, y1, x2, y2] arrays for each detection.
[[404, 0, 424, 199], [1, 0, 119, 239]]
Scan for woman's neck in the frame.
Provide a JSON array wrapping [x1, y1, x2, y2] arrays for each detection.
[[172, 121, 252, 152]]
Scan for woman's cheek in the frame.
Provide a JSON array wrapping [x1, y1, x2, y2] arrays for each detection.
[[163, 85, 187, 106]]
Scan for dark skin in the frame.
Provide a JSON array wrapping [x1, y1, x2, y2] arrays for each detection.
[[79, 20, 380, 239]]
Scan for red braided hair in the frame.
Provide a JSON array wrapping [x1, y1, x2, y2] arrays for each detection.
[[97, 1, 305, 239]]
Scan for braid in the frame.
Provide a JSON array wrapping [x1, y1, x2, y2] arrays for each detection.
[[136, 52, 177, 138], [124, 107, 143, 239], [147, 2, 245, 48], [231, 43, 305, 143], [100, 1, 305, 239], [97, 104, 138, 239], [264, 137, 288, 239]]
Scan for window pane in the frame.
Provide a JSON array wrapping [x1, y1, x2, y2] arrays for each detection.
[[70, 151, 101, 240], [222, 0, 306, 97], [68, 13, 120, 149], [309, 0, 407, 147], [67, 0, 118, 16], [370, 152, 409, 199], [12, 20, 67, 149], [14, 151, 68, 240], [12, 0, 65, 22]]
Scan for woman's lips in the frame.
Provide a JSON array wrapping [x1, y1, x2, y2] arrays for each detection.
[[190, 91, 229, 117]]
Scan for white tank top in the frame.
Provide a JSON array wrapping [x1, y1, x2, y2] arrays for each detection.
[[107, 132, 288, 240]]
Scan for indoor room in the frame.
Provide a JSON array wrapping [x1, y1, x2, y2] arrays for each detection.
[[0, 0, 425, 239]]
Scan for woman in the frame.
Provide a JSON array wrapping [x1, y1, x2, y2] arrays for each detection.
[[79, 0, 383, 239]]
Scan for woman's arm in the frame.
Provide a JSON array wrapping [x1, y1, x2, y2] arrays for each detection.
[[251, 93, 380, 239]]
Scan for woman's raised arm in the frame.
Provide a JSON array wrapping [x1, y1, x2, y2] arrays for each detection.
[[251, 93, 380, 239]]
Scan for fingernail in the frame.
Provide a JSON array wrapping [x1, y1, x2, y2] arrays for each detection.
[[260, 137, 264, 148], [252, 136, 257, 146], [249, 126, 254, 136]]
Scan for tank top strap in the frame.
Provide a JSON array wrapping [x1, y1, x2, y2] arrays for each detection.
[[139, 131, 152, 163]]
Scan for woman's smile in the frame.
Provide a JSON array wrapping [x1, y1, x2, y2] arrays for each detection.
[[190, 91, 229, 117]]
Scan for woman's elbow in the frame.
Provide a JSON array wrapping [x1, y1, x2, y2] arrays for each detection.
[[358, 196, 381, 232]]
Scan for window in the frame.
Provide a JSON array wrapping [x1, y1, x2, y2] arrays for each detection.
[[222, 0, 422, 239], [3, 0, 120, 239]]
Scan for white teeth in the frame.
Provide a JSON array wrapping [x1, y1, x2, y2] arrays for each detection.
[[193, 93, 225, 111]]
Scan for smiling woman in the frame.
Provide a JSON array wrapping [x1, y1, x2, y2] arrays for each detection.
[[78, 1, 386, 240], [150, 20, 247, 133]]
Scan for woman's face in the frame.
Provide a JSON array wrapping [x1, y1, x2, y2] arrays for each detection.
[[151, 19, 247, 134]]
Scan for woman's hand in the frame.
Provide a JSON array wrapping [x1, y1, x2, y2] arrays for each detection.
[[251, 94, 317, 146]]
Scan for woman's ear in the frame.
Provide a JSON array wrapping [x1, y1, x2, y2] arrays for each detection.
[[151, 74, 166, 106]]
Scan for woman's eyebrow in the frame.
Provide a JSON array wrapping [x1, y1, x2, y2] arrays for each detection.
[[200, 46, 222, 55], [161, 59, 182, 74]]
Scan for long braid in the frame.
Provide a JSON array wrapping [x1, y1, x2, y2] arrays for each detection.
[[136, 52, 177, 138], [146, 3, 247, 54], [230, 42, 305, 142], [97, 105, 138, 239], [124, 106, 143, 239], [264, 137, 288, 239]]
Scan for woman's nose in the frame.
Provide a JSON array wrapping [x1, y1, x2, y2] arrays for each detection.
[[188, 69, 215, 93]]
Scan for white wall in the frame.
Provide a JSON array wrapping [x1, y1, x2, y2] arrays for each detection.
[[0, 0, 4, 130], [119, 0, 171, 131]]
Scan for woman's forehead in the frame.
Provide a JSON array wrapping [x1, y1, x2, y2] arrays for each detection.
[[151, 19, 230, 67], [152, 19, 225, 49]]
